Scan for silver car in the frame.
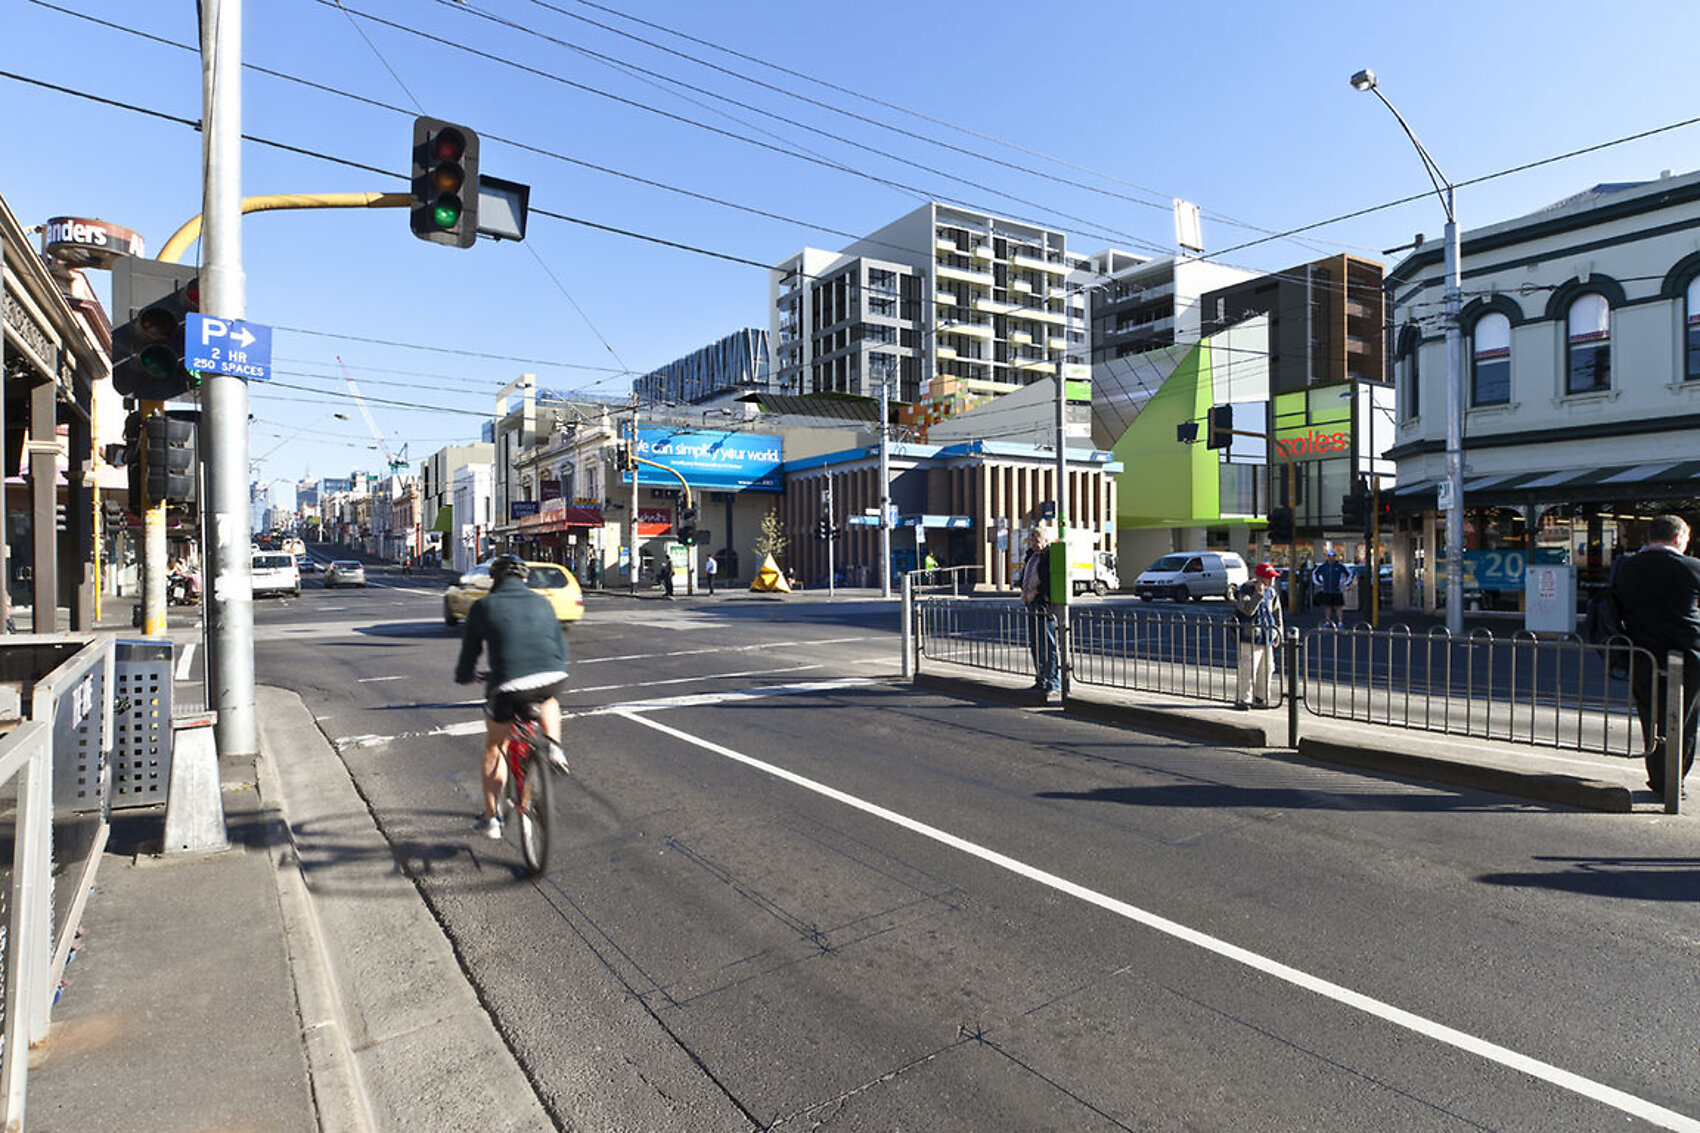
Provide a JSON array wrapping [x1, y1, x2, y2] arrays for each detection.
[[324, 560, 367, 588]]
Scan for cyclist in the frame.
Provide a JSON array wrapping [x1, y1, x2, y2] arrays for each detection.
[[453, 554, 569, 839]]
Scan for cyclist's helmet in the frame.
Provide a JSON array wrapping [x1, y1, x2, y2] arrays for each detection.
[[490, 554, 530, 583]]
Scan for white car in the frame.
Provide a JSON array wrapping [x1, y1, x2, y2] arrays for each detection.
[[251, 552, 301, 598], [1134, 551, 1249, 602]]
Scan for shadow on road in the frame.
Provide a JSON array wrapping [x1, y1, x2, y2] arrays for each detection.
[[1477, 857, 1700, 902], [1036, 782, 1541, 814]]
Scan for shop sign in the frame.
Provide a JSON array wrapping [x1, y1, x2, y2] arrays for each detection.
[[43, 217, 144, 268]]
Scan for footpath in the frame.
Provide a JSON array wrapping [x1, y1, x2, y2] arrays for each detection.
[[17, 585, 1686, 1130]]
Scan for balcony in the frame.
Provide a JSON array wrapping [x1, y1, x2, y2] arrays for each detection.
[[1014, 355, 1056, 373], [935, 291, 957, 307], [1048, 336, 1069, 351], [937, 263, 995, 287], [1010, 331, 1032, 346], [939, 318, 994, 340], [935, 237, 962, 254], [936, 345, 957, 361], [1012, 253, 1069, 276], [975, 296, 1020, 316], [1011, 279, 1033, 295], [971, 244, 995, 261], [1020, 305, 1068, 326]]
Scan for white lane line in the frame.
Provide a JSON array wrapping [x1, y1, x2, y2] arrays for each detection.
[[613, 709, 1700, 1133], [356, 675, 409, 684], [174, 642, 197, 680], [334, 678, 876, 750], [579, 636, 880, 665], [571, 664, 824, 694]]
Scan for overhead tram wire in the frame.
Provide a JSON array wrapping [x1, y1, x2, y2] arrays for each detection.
[[315, 1, 1168, 254], [19, 7, 1388, 300], [421, 0, 1173, 250], [8, 65, 1504, 328], [550, 0, 1345, 247]]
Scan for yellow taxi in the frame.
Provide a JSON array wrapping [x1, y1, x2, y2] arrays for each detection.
[[443, 559, 585, 626]]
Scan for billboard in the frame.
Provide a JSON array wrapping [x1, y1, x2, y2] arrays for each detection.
[[630, 427, 783, 492]]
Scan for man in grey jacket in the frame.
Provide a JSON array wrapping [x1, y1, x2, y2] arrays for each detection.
[[455, 555, 570, 838]]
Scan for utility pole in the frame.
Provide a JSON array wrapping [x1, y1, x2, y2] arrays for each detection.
[[201, 0, 256, 755], [628, 395, 639, 595], [878, 374, 891, 598], [824, 479, 835, 598]]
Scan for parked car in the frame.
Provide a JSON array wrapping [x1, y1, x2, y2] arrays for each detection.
[[251, 551, 301, 598], [324, 560, 367, 588], [443, 560, 585, 626], [1133, 551, 1249, 602]]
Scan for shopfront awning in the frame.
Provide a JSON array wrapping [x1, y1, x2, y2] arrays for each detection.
[[1393, 461, 1700, 505]]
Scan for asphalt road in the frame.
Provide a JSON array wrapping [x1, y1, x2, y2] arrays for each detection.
[[250, 566, 1700, 1131]]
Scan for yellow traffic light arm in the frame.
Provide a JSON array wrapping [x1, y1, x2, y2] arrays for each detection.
[[630, 455, 693, 510], [158, 192, 409, 263]]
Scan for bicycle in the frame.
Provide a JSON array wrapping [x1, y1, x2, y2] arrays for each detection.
[[502, 700, 558, 876]]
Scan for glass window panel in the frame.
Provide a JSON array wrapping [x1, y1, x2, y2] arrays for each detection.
[[1471, 313, 1510, 405], [1566, 295, 1611, 394]]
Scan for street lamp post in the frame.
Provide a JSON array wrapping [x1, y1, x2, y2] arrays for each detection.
[[1351, 67, 1465, 635]]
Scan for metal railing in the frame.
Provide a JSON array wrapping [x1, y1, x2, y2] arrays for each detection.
[[910, 593, 1665, 762], [0, 635, 115, 1128], [1296, 625, 1652, 757], [1070, 605, 1276, 706]]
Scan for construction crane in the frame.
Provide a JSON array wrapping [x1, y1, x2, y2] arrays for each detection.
[[337, 356, 410, 472]]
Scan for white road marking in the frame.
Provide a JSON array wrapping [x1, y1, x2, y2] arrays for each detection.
[[614, 709, 1700, 1133], [333, 678, 877, 750], [571, 663, 824, 694], [578, 636, 880, 665], [174, 642, 197, 680], [356, 675, 408, 684]]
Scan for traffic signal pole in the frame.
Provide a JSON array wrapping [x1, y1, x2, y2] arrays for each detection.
[[200, 0, 258, 755]]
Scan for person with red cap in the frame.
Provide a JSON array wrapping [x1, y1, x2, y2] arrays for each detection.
[[1232, 562, 1285, 709]]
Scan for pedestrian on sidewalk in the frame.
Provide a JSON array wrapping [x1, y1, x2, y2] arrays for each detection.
[[1313, 548, 1350, 627], [1232, 563, 1284, 709], [1611, 514, 1700, 797], [704, 552, 718, 594], [1020, 527, 1060, 696]]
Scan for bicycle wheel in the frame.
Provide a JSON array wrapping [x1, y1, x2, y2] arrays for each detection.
[[512, 743, 554, 876]]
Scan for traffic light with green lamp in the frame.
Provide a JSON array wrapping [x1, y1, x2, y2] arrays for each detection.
[[111, 259, 201, 400], [411, 117, 480, 248], [676, 505, 699, 546]]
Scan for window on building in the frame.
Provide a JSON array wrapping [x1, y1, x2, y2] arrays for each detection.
[[1470, 312, 1510, 406], [1566, 293, 1611, 394], [1686, 277, 1700, 380], [1396, 325, 1421, 420]]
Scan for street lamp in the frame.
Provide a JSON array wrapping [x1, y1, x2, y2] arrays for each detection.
[[1351, 68, 1465, 634]]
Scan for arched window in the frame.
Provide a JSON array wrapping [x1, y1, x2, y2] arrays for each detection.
[[1566, 293, 1611, 394], [1471, 312, 1511, 406], [1396, 324, 1421, 420], [1686, 277, 1700, 381]]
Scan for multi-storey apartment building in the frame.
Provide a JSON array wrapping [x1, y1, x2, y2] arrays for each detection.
[[771, 203, 1093, 435]]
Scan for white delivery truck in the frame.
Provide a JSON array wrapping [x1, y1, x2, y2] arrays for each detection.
[[1064, 530, 1119, 596]]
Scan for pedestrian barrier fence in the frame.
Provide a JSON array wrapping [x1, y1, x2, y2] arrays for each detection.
[[0, 634, 118, 1130], [909, 593, 1665, 764]]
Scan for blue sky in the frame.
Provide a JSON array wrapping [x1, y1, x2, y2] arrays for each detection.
[[9, 0, 1700, 492]]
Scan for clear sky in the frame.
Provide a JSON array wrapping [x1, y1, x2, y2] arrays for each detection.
[[9, 0, 1700, 493]]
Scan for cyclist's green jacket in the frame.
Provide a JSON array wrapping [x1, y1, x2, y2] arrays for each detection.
[[454, 576, 569, 688]]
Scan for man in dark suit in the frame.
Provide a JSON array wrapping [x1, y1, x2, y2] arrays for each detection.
[[1611, 514, 1700, 796]]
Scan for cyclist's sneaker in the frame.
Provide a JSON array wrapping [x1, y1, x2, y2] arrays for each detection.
[[546, 740, 569, 774], [476, 814, 502, 840]]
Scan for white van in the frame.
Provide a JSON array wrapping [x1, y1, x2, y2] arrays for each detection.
[[251, 551, 301, 598], [1134, 551, 1249, 602]]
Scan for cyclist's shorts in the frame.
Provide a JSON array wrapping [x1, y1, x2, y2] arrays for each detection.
[[484, 670, 568, 723]]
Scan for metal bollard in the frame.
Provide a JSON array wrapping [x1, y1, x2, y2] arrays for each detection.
[[1285, 626, 1301, 749], [1666, 651, 1683, 815]]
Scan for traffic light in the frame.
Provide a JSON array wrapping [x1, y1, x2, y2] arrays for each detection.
[[676, 505, 698, 546], [1341, 491, 1368, 529], [112, 261, 200, 400], [411, 116, 480, 247], [1176, 422, 1199, 444], [614, 442, 631, 470], [1206, 404, 1233, 449], [1376, 495, 1395, 531], [144, 413, 195, 501], [1268, 506, 1294, 543], [815, 517, 832, 541]]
